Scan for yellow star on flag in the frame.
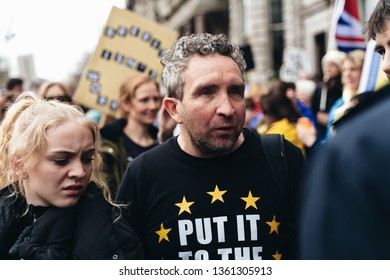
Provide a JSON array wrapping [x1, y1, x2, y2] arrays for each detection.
[[241, 190, 260, 210], [207, 185, 227, 203], [175, 196, 194, 215], [155, 223, 172, 243], [272, 249, 282, 260], [266, 215, 280, 234]]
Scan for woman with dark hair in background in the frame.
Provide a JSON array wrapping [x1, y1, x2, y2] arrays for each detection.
[[257, 79, 304, 153]]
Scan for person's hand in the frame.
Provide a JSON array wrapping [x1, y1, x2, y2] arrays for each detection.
[[316, 111, 329, 126], [297, 117, 317, 148]]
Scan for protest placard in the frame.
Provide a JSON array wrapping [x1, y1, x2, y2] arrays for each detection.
[[73, 6, 178, 118]]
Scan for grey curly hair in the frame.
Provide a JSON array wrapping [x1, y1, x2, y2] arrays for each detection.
[[161, 33, 247, 100]]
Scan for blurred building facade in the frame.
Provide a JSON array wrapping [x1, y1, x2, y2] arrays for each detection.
[[129, 0, 371, 85], [0, 0, 374, 90]]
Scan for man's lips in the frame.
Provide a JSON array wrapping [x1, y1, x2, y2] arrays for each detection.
[[214, 125, 235, 131]]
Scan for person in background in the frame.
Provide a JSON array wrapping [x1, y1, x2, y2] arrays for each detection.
[[311, 50, 345, 141], [295, 79, 318, 154], [100, 73, 174, 196], [257, 79, 305, 154], [286, 80, 317, 129], [244, 97, 259, 129], [116, 33, 305, 260], [244, 83, 266, 129], [324, 49, 365, 141], [0, 92, 143, 260], [0, 78, 24, 120], [37, 81, 73, 103], [295, 79, 317, 111], [297, 0, 390, 260]]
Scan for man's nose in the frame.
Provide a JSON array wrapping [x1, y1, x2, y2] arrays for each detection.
[[382, 51, 390, 78], [216, 93, 235, 116]]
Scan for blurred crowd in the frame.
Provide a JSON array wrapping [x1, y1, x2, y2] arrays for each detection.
[[1, 0, 390, 261]]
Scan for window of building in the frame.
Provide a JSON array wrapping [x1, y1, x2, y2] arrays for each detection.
[[243, 0, 252, 37], [269, 0, 284, 77]]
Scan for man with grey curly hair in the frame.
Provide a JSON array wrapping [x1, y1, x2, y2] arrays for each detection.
[[116, 33, 305, 260], [161, 33, 247, 100]]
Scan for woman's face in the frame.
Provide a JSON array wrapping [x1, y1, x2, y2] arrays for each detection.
[[128, 81, 162, 125], [45, 85, 66, 98], [342, 59, 362, 91], [23, 120, 95, 207], [322, 61, 341, 80]]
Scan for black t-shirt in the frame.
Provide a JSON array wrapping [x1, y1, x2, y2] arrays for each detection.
[[116, 128, 305, 260], [122, 131, 158, 162]]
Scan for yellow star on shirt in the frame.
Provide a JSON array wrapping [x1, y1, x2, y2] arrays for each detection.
[[241, 190, 260, 210], [272, 249, 282, 260], [175, 196, 194, 215], [155, 223, 172, 243], [207, 185, 227, 203], [266, 215, 280, 235]]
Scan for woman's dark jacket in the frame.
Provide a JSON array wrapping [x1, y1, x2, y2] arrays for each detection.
[[0, 182, 144, 260], [100, 118, 158, 196]]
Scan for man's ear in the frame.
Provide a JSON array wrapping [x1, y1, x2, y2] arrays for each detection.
[[164, 97, 182, 124]]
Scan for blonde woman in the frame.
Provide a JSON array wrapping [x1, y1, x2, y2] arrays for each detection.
[[0, 92, 143, 259], [37, 81, 73, 103], [325, 49, 365, 140], [100, 73, 172, 195]]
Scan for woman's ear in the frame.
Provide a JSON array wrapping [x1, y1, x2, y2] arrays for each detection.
[[120, 101, 131, 115], [164, 97, 182, 124], [10, 155, 27, 179]]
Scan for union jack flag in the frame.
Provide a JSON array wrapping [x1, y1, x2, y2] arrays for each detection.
[[335, 0, 366, 53]]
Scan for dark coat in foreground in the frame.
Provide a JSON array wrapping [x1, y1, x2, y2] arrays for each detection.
[[298, 84, 390, 259], [0, 182, 144, 260]]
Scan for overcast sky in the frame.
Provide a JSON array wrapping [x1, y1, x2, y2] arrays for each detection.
[[0, 0, 126, 83]]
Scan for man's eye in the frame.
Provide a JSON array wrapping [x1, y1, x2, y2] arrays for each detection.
[[230, 91, 244, 98], [200, 89, 212, 96], [198, 86, 216, 96], [376, 48, 385, 56], [229, 87, 245, 99]]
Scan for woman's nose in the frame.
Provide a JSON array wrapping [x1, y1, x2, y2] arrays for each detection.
[[68, 160, 87, 178]]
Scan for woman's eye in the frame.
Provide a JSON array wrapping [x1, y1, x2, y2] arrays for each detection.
[[82, 157, 94, 164], [54, 159, 69, 166]]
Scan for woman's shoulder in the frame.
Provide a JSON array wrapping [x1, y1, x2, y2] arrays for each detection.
[[0, 186, 11, 197], [73, 182, 143, 259], [0, 186, 25, 212], [100, 118, 127, 141]]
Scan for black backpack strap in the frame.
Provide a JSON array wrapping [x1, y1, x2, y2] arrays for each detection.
[[260, 134, 292, 222], [260, 133, 296, 255], [260, 134, 289, 203]]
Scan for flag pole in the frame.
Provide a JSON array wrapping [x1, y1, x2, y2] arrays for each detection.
[[320, 0, 344, 111], [327, 0, 344, 52]]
